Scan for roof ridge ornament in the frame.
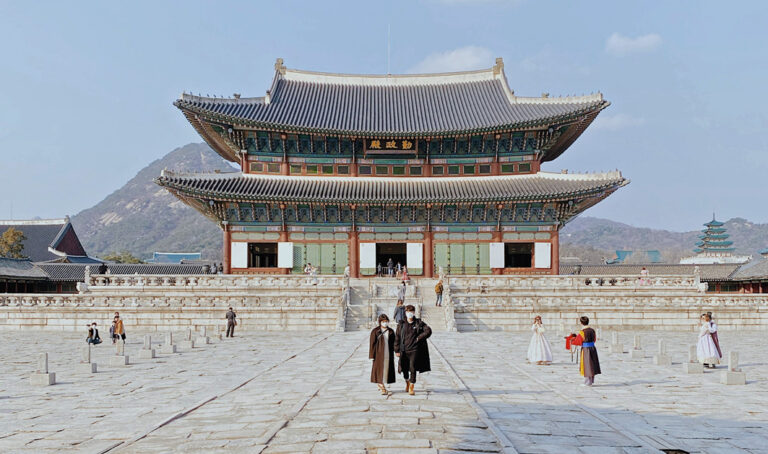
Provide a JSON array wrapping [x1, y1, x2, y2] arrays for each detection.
[[493, 57, 504, 76], [275, 58, 286, 75]]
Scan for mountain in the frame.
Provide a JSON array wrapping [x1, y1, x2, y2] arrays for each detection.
[[71, 143, 236, 260], [560, 216, 768, 262]]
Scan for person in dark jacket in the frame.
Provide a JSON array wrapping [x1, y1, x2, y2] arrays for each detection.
[[87, 322, 101, 344], [369, 314, 396, 395], [395, 305, 432, 395], [393, 299, 405, 324], [225, 307, 237, 337]]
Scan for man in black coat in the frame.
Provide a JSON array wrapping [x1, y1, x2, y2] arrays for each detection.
[[394, 304, 432, 395]]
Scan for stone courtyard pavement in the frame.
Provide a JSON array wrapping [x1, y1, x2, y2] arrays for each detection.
[[1, 330, 767, 453]]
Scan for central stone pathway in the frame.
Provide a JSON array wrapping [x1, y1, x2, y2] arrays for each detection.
[[119, 333, 504, 453]]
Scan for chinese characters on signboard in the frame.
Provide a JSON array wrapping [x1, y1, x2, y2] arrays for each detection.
[[364, 139, 417, 153]]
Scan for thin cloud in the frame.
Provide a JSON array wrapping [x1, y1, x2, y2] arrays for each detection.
[[593, 113, 646, 131], [605, 33, 662, 56], [408, 46, 494, 73]]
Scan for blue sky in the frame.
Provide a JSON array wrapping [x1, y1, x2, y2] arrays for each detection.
[[1, 0, 766, 231]]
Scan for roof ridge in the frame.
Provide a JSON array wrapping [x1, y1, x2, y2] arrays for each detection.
[[0, 218, 68, 225]]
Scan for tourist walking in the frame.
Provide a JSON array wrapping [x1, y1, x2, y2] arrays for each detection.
[[114, 314, 126, 342], [387, 258, 394, 277], [573, 316, 600, 386], [226, 307, 237, 337], [377, 263, 383, 277], [110, 320, 117, 344], [435, 279, 444, 307], [397, 281, 407, 304], [393, 299, 405, 324], [697, 313, 721, 368], [395, 305, 432, 395], [402, 266, 410, 283], [369, 314, 396, 395], [87, 322, 101, 345], [527, 316, 552, 365]]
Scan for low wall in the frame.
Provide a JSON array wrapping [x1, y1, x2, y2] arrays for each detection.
[[447, 275, 768, 331], [0, 275, 346, 332]]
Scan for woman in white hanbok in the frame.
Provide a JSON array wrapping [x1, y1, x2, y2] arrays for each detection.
[[527, 316, 553, 365], [696, 313, 721, 368]]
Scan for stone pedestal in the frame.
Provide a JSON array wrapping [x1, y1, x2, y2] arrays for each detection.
[[653, 339, 670, 365], [683, 362, 704, 374], [31, 353, 56, 386], [160, 344, 177, 354], [109, 355, 129, 366], [30, 372, 56, 386], [720, 370, 747, 385], [139, 349, 156, 359], [76, 362, 98, 374], [179, 340, 194, 350], [653, 354, 671, 366], [684, 345, 703, 373], [609, 343, 624, 354], [720, 351, 746, 385], [629, 349, 644, 359], [196, 336, 210, 345]]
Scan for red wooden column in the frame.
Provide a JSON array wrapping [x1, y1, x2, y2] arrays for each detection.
[[424, 231, 433, 278], [222, 223, 232, 274], [349, 229, 359, 278], [551, 230, 560, 275]]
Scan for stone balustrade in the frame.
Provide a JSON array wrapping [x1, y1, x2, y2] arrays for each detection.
[[448, 274, 703, 292], [86, 274, 346, 291]]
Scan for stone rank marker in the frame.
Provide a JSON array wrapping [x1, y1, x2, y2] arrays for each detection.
[[720, 351, 747, 385], [179, 329, 194, 350], [653, 339, 671, 366], [683, 345, 704, 374], [629, 334, 644, 359], [161, 332, 177, 354], [30, 353, 56, 386], [77, 343, 98, 374], [110, 339, 130, 366], [139, 334, 156, 359], [609, 332, 624, 354], [196, 326, 210, 345]]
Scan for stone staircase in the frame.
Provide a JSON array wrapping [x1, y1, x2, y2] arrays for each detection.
[[340, 278, 450, 332]]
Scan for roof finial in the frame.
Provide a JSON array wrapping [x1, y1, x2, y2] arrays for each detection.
[[275, 58, 286, 75], [493, 57, 504, 76]]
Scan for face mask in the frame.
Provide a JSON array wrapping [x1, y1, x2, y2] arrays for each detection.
[[380, 322, 388, 328], [406, 312, 414, 319]]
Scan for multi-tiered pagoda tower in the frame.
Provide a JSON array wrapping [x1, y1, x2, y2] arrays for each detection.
[[681, 216, 750, 264], [158, 58, 627, 277]]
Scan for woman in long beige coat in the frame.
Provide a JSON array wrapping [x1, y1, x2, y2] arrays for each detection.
[[369, 314, 396, 395]]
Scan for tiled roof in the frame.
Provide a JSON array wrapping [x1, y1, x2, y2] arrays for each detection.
[[175, 59, 607, 137], [730, 259, 768, 281], [0, 258, 47, 280], [157, 171, 627, 204], [36, 263, 213, 282], [0, 221, 65, 262], [560, 264, 740, 281], [0, 218, 87, 262]]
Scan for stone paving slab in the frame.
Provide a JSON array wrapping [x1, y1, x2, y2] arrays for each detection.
[[1, 330, 766, 453]]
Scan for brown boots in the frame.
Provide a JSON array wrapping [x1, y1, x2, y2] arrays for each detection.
[[408, 382, 415, 395]]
